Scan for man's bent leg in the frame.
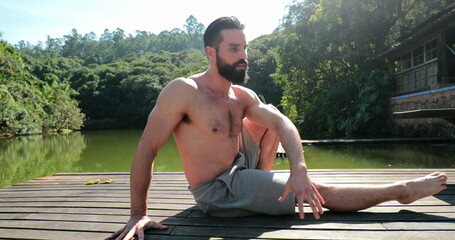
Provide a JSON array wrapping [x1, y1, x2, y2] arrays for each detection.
[[243, 117, 279, 172], [243, 104, 282, 172], [315, 172, 448, 212]]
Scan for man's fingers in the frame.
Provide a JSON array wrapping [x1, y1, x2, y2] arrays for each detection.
[[309, 199, 320, 220], [283, 176, 325, 221], [146, 221, 168, 230], [297, 194, 305, 219], [110, 228, 124, 238], [296, 189, 325, 220], [156, 223, 167, 230], [137, 222, 167, 240], [123, 227, 137, 240], [115, 229, 128, 240], [278, 188, 290, 202], [137, 229, 145, 240], [314, 185, 325, 206], [310, 185, 324, 215], [113, 219, 168, 240], [318, 200, 324, 215]]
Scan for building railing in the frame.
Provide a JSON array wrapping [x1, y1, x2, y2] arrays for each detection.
[[393, 58, 438, 95]]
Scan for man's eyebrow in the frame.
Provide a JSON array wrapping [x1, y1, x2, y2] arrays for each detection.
[[228, 43, 248, 48], [228, 43, 241, 47]]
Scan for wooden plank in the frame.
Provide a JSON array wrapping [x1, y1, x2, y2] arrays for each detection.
[[169, 226, 455, 239], [144, 236, 248, 240], [0, 207, 189, 217], [0, 229, 110, 240], [383, 221, 455, 230], [162, 217, 385, 230], [0, 192, 195, 199], [0, 197, 196, 204], [186, 211, 455, 221], [1, 213, 131, 223], [0, 219, 125, 234], [0, 202, 196, 210]]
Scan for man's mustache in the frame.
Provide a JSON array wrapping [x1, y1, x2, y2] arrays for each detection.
[[234, 59, 248, 66]]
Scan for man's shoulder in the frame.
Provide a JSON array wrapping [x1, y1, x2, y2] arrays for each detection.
[[162, 77, 198, 95], [168, 77, 198, 89], [156, 78, 198, 107], [232, 85, 258, 100]]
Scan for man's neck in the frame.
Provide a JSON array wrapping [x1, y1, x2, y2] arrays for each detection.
[[201, 68, 232, 96]]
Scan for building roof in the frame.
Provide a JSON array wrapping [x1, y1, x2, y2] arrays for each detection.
[[379, 3, 455, 59]]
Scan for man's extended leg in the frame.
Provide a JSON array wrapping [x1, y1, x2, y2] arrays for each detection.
[[314, 172, 448, 212]]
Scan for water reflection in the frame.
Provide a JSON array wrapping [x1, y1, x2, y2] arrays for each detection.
[[0, 130, 183, 188], [273, 144, 455, 170], [0, 132, 86, 188], [1, 130, 454, 188]]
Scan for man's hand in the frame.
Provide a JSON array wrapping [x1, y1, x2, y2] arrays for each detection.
[[110, 215, 168, 240], [278, 172, 325, 220]]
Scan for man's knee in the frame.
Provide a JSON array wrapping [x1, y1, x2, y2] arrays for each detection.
[[243, 104, 281, 146]]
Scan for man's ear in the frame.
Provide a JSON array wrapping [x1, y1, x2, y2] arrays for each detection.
[[205, 46, 216, 62]]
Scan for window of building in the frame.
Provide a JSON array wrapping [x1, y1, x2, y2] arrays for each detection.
[[413, 46, 424, 66], [425, 39, 437, 61], [397, 39, 437, 72], [393, 38, 439, 94], [402, 52, 412, 70]]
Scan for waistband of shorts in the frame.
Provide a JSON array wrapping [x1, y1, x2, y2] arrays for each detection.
[[188, 153, 245, 197], [188, 177, 216, 196]]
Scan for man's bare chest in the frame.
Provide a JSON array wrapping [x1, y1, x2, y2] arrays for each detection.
[[189, 95, 245, 137]]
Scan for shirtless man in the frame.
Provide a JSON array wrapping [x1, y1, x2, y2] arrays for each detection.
[[111, 17, 448, 240]]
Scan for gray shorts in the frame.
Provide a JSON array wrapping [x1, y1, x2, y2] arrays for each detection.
[[189, 128, 295, 217]]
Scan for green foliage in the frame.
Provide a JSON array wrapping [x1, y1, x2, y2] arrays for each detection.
[[17, 16, 206, 65], [185, 15, 205, 50], [1, 16, 210, 134], [0, 41, 84, 136], [275, 0, 449, 138], [245, 33, 284, 106], [67, 50, 207, 129]]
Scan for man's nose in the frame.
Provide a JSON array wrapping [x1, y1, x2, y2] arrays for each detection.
[[239, 49, 247, 60]]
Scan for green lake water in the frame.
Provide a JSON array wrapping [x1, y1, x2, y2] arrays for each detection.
[[1, 129, 454, 188]]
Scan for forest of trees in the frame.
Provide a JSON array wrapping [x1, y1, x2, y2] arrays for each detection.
[[0, 1, 452, 138], [275, 0, 451, 138]]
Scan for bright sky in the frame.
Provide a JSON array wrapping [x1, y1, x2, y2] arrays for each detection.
[[0, 0, 294, 45]]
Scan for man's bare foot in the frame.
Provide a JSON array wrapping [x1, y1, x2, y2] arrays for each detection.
[[397, 172, 448, 204]]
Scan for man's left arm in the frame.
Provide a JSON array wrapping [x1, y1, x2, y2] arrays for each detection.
[[242, 89, 325, 219]]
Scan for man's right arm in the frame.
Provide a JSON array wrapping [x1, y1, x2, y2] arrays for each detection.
[[110, 78, 194, 240]]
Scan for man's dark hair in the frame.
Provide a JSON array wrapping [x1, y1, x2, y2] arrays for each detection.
[[204, 16, 245, 49]]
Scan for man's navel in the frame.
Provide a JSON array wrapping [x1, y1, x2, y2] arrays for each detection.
[[182, 114, 191, 123]]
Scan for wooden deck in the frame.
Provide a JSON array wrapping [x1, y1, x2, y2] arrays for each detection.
[[1, 169, 454, 240]]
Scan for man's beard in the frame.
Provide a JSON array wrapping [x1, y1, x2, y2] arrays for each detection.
[[216, 54, 249, 85]]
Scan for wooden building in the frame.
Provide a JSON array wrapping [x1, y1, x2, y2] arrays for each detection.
[[381, 3, 455, 132]]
